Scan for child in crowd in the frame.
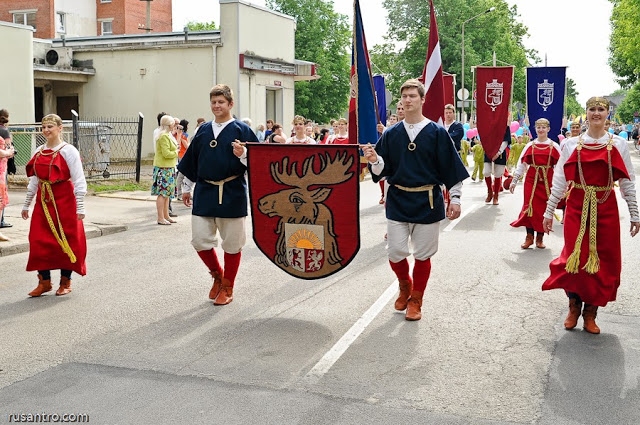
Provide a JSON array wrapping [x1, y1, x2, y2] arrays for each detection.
[[470, 139, 484, 181]]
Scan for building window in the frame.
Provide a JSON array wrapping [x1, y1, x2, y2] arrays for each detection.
[[100, 20, 113, 35], [100, 0, 112, 3], [12, 10, 37, 30], [56, 12, 66, 33]]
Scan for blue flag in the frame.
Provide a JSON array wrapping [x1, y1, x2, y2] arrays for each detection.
[[349, 0, 379, 145], [373, 75, 387, 128], [526, 67, 566, 142]]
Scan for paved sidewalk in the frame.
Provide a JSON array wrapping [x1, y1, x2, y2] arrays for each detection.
[[0, 190, 158, 257]]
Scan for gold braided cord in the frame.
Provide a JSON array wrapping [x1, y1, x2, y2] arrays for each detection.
[[564, 181, 612, 275], [576, 135, 614, 204], [524, 142, 553, 217], [39, 181, 77, 263]]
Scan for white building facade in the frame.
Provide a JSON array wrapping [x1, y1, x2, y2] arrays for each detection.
[[0, 0, 316, 157]]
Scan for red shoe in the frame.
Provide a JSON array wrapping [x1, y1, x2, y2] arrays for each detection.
[[28, 275, 52, 297], [394, 279, 413, 311], [214, 284, 233, 305], [55, 277, 72, 296], [209, 270, 223, 300], [405, 291, 424, 321]]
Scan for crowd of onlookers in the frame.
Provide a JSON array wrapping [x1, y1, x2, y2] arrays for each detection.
[[243, 116, 351, 144]]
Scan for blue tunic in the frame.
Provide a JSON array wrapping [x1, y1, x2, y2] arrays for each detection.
[[447, 121, 465, 151], [483, 126, 512, 165], [178, 120, 258, 218], [371, 121, 469, 224]]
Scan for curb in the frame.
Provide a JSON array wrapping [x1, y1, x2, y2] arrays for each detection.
[[0, 224, 128, 258]]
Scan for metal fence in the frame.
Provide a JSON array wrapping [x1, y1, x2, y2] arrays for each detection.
[[9, 111, 144, 182]]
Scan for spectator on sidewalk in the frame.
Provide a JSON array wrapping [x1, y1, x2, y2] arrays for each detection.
[[176, 119, 190, 199], [152, 115, 179, 225], [0, 130, 15, 241], [0, 109, 14, 229]]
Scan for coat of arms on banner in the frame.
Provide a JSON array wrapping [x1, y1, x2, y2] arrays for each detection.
[[485, 79, 504, 111], [248, 144, 361, 279], [537, 79, 554, 111]]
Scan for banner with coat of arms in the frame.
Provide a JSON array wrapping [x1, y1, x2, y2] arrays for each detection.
[[526, 67, 566, 142], [475, 66, 514, 159], [247, 144, 361, 280]]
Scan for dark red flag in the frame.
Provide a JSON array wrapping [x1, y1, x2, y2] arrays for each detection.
[[420, 0, 445, 124], [475, 66, 514, 158]]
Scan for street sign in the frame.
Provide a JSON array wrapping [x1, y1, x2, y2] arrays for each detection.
[[457, 88, 469, 101]]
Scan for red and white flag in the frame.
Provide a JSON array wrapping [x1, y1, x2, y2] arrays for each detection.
[[420, 0, 445, 124], [475, 66, 514, 158]]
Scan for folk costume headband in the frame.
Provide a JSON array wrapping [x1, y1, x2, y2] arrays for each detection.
[[41, 115, 60, 126], [586, 96, 610, 110]]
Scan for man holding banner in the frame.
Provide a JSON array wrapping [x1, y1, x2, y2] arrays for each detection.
[[178, 84, 258, 307], [363, 79, 468, 321]]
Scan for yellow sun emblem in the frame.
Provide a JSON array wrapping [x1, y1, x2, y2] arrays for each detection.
[[287, 228, 322, 250]]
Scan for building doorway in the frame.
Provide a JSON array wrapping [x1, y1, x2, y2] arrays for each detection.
[[56, 96, 79, 120], [265, 88, 282, 125], [34, 87, 44, 122]]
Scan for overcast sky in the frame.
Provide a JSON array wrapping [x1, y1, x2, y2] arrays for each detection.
[[173, 0, 619, 105]]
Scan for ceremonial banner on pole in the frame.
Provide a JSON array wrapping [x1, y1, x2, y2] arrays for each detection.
[[420, 0, 445, 124], [373, 75, 387, 126], [248, 144, 361, 280], [526, 67, 566, 142], [475, 66, 514, 158], [349, 0, 379, 145], [443, 73, 455, 106]]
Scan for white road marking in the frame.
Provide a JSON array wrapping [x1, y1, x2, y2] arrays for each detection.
[[304, 280, 398, 384], [443, 203, 478, 232]]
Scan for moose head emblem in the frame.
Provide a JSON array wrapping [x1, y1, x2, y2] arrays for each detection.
[[258, 150, 355, 278]]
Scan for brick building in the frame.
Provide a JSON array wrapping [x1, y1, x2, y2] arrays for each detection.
[[0, 0, 172, 39]]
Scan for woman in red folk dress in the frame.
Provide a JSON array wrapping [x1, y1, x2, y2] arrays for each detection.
[[509, 118, 561, 249], [542, 97, 639, 334], [22, 114, 87, 297]]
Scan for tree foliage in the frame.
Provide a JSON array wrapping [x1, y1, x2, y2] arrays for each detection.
[[373, 0, 536, 109], [185, 21, 217, 31], [609, 0, 640, 88], [609, 0, 640, 121], [615, 82, 640, 123], [565, 78, 584, 118], [266, 0, 351, 123]]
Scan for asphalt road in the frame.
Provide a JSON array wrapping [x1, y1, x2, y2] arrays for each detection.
[[1, 154, 639, 424]]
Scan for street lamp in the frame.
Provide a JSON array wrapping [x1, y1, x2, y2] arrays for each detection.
[[461, 7, 495, 122]]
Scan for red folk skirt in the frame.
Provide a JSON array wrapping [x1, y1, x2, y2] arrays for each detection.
[[541, 145, 629, 306], [25, 148, 87, 275]]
